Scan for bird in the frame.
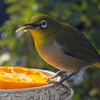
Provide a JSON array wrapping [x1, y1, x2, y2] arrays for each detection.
[[16, 14, 100, 85]]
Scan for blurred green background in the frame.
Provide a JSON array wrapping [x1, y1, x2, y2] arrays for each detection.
[[0, 0, 100, 99]]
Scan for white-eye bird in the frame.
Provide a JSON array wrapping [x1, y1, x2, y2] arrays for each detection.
[[16, 14, 100, 84]]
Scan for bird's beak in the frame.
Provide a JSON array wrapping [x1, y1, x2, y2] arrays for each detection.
[[15, 23, 38, 33]]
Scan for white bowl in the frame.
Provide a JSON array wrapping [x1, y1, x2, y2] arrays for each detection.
[[0, 69, 74, 100]]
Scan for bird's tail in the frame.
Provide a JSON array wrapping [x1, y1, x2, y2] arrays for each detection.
[[94, 62, 100, 68]]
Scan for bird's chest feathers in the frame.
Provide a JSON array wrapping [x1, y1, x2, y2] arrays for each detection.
[[36, 40, 66, 67], [36, 40, 91, 72], [37, 40, 61, 62]]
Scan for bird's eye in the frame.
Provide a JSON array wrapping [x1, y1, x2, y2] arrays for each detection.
[[40, 20, 47, 29]]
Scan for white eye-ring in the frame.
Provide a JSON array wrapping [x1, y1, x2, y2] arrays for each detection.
[[40, 20, 48, 29]]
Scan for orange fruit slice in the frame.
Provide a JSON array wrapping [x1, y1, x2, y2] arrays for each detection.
[[0, 67, 49, 89]]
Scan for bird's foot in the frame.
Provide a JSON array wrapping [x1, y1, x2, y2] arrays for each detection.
[[47, 79, 67, 89], [47, 72, 78, 88], [59, 72, 78, 83]]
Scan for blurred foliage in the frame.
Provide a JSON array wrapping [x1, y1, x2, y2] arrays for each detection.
[[0, 0, 100, 100]]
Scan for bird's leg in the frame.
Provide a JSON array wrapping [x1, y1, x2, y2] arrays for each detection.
[[59, 72, 78, 83], [49, 70, 65, 79], [47, 72, 78, 88], [47, 70, 66, 84]]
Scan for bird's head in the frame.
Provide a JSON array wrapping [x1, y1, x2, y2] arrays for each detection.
[[16, 14, 61, 40]]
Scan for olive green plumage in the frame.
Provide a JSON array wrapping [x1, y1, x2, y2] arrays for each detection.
[[55, 23, 100, 62], [16, 14, 100, 72]]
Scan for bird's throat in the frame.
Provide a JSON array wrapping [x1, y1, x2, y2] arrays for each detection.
[[30, 30, 48, 50]]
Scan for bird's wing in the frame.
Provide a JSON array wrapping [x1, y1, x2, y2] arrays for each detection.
[[55, 25, 100, 62]]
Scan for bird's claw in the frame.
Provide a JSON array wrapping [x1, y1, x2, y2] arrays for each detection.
[[47, 79, 67, 89], [47, 72, 78, 89], [47, 78, 57, 84]]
